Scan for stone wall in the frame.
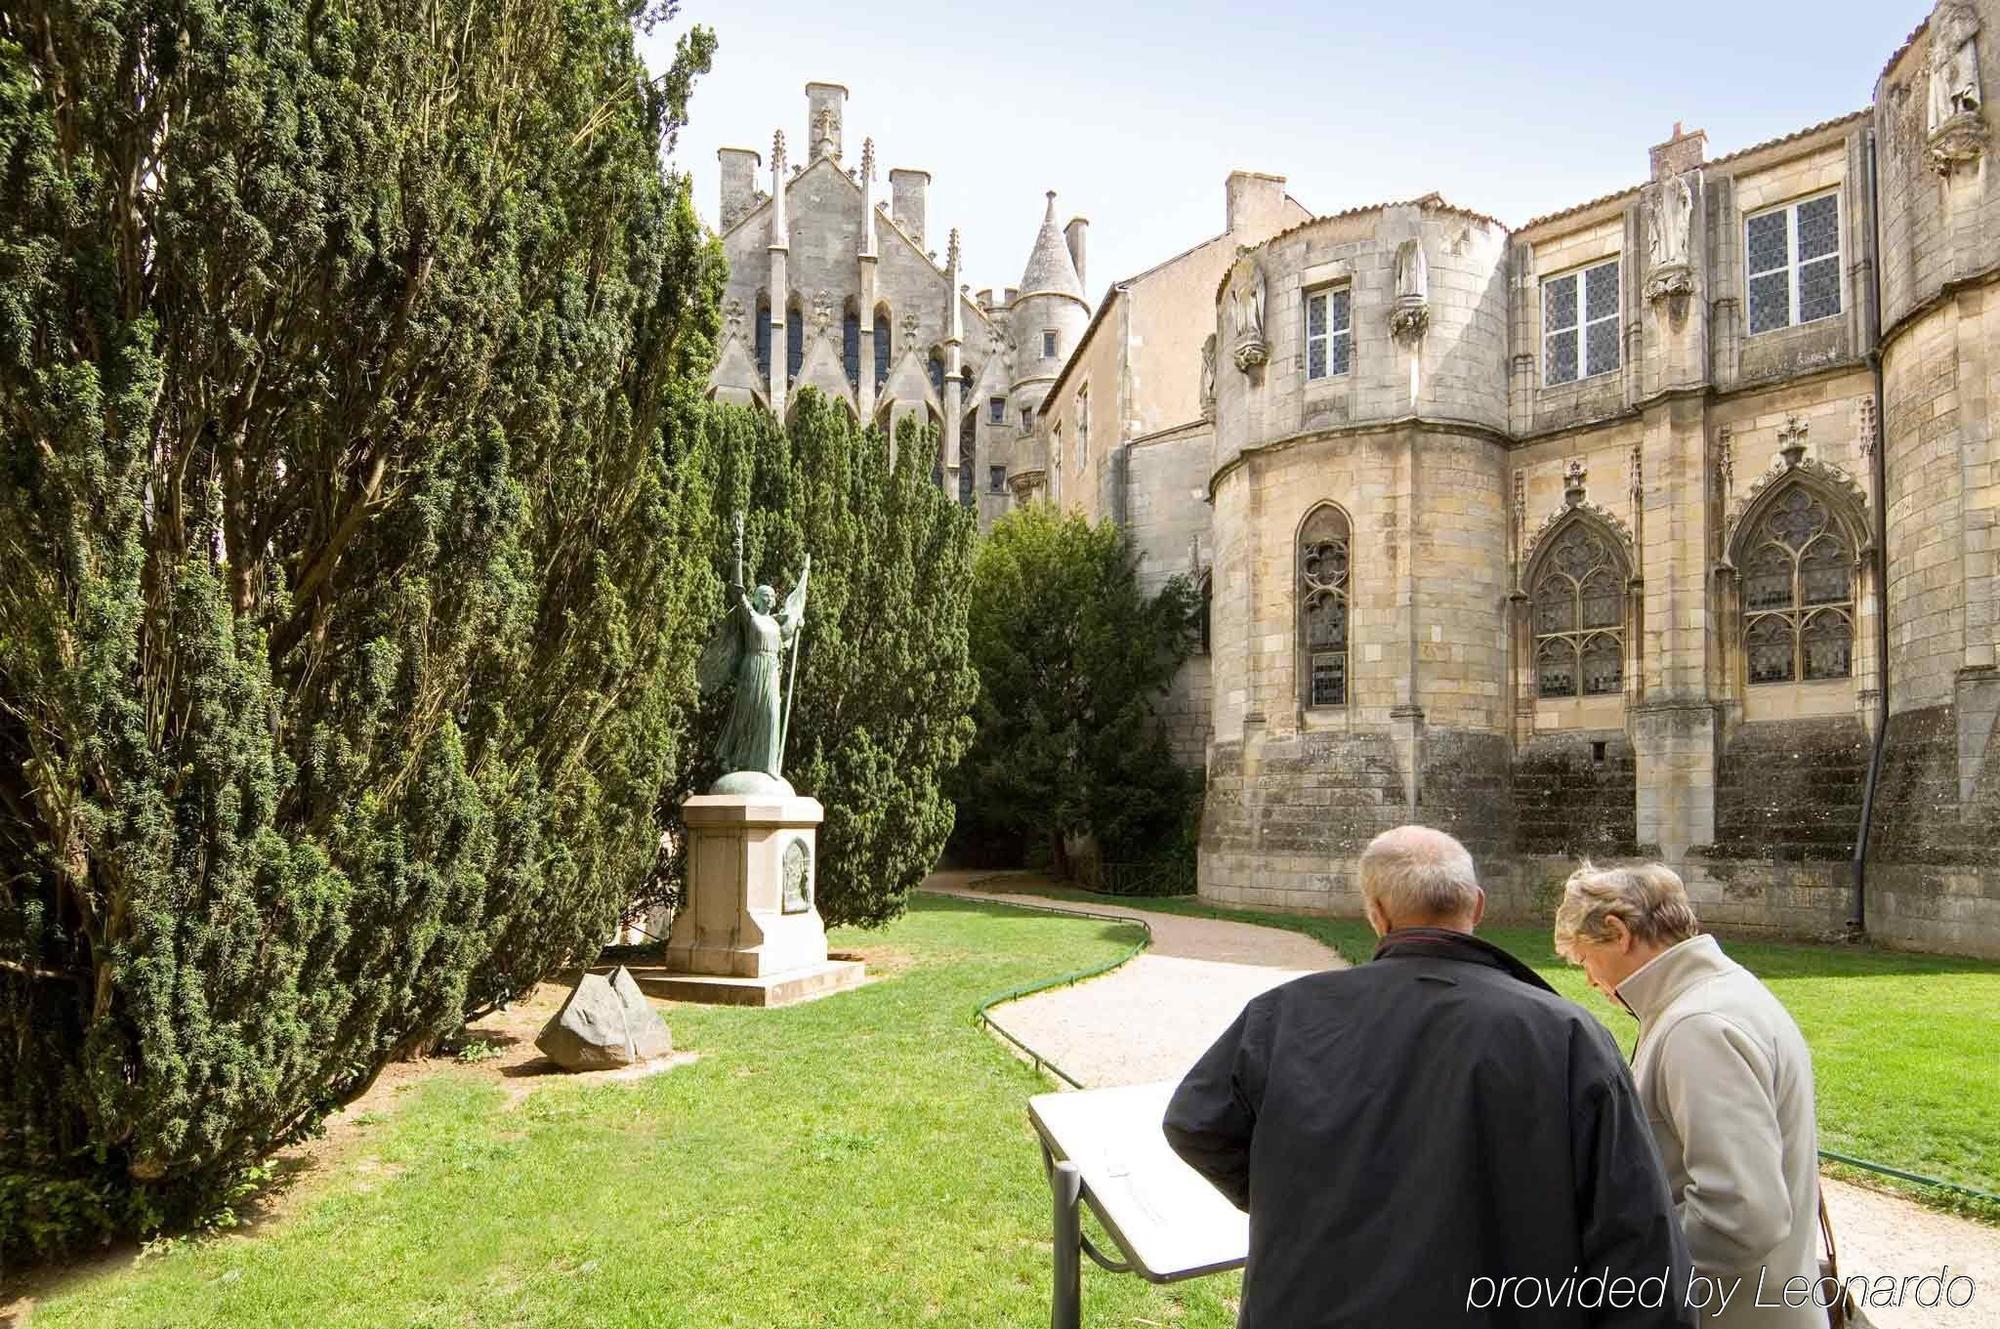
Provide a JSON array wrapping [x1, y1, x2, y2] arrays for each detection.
[[1513, 732, 1640, 859]]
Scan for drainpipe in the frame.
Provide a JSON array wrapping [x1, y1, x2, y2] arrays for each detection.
[[1847, 126, 1889, 940]]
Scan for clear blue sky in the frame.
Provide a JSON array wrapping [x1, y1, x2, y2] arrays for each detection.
[[642, 1, 1926, 301]]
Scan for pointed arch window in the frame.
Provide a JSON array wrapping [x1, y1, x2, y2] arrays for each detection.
[[755, 296, 772, 382], [786, 303, 804, 382], [1298, 506, 1351, 708], [874, 305, 892, 388], [1742, 486, 1853, 684], [843, 307, 861, 388], [1197, 570, 1213, 656], [1531, 523, 1627, 698]]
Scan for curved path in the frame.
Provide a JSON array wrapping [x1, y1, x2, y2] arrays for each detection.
[[925, 871, 1340, 1087], [928, 873, 1998, 1329]]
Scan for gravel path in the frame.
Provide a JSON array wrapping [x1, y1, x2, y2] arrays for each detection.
[[926, 873, 1338, 1087], [930, 874, 1999, 1327]]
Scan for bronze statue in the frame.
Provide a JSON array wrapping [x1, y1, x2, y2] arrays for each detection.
[[698, 513, 810, 793]]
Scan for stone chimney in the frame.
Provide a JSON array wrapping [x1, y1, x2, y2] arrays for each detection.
[[1225, 170, 1289, 240], [890, 168, 929, 248], [1650, 122, 1707, 179], [1064, 217, 1089, 292], [718, 147, 761, 231], [806, 82, 847, 161]]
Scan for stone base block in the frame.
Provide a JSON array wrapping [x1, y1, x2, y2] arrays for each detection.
[[664, 792, 829, 978], [617, 959, 867, 1008]]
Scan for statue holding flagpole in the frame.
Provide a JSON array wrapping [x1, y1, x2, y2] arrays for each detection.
[[698, 511, 811, 795], [664, 510, 860, 1002]]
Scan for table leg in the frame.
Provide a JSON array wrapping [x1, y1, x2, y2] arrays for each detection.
[[1050, 1159, 1083, 1329]]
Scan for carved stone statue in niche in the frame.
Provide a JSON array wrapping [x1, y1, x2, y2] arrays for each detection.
[[1928, 3, 1988, 175], [1200, 333, 1218, 419], [1228, 254, 1268, 372], [1645, 172, 1696, 303], [1389, 238, 1430, 343]]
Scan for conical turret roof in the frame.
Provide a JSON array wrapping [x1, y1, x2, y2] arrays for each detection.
[[1019, 191, 1084, 299]]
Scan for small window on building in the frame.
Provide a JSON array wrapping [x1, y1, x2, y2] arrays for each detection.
[[873, 305, 892, 388], [1020, 406, 1033, 432], [756, 296, 773, 382], [1076, 385, 1089, 470], [842, 310, 861, 387], [989, 396, 1006, 424], [786, 304, 804, 382], [1298, 505, 1351, 708], [1743, 485, 1854, 684], [1042, 329, 1058, 359], [1747, 193, 1842, 336], [1531, 522, 1627, 699], [990, 465, 1006, 494], [1544, 259, 1620, 386], [1051, 423, 1063, 474], [1304, 287, 1352, 381]]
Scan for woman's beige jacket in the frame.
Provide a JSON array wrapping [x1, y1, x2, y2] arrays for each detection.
[[1618, 935, 1823, 1328]]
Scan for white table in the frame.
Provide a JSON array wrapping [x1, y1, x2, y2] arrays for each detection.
[[1028, 1081, 1248, 1327]]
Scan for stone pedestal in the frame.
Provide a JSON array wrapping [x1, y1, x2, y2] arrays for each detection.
[[660, 792, 864, 1006]]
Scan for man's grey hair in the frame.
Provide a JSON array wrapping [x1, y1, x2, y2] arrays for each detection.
[[1358, 825, 1482, 923], [1553, 861, 1700, 962]]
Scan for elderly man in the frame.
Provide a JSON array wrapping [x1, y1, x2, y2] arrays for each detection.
[[1164, 826, 1693, 1328], [1555, 864, 1822, 1329]]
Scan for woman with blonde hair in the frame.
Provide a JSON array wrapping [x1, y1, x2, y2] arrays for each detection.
[[1555, 862, 1823, 1328]]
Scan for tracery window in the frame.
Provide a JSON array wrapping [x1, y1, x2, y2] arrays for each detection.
[[1532, 523, 1626, 699], [1742, 486, 1853, 684], [1298, 506, 1351, 708]]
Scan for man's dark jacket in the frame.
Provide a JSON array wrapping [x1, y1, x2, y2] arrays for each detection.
[[1164, 928, 1693, 1328]]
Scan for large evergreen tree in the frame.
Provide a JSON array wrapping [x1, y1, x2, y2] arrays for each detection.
[[952, 505, 1200, 878], [0, 0, 721, 1253]]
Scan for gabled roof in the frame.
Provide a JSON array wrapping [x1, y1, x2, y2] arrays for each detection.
[[1019, 191, 1085, 299], [1519, 110, 1869, 231], [1882, 13, 1931, 83], [718, 153, 996, 337]]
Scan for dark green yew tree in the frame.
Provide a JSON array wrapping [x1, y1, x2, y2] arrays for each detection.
[[952, 504, 1201, 876], [0, 0, 721, 1253]]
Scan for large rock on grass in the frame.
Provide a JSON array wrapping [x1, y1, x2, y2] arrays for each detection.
[[536, 967, 673, 1071]]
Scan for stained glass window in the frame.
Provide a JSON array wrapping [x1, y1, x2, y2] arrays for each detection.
[[1299, 507, 1352, 708], [1531, 523, 1627, 698], [843, 311, 861, 388], [756, 297, 773, 382], [1304, 287, 1352, 381], [1747, 194, 1841, 335], [1742, 485, 1854, 684], [1544, 259, 1620, 386]]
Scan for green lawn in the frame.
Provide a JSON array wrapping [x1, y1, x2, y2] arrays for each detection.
[[988, 882, 2000, 1218], [24, 897, 1240, 1328]]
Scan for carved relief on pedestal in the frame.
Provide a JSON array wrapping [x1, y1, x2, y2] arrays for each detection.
[[1644, 171, 1697, 304], [1388, 238, 1431, 343], [1928, 3, 1988, 176], [1227, 253, 1268, 372]]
